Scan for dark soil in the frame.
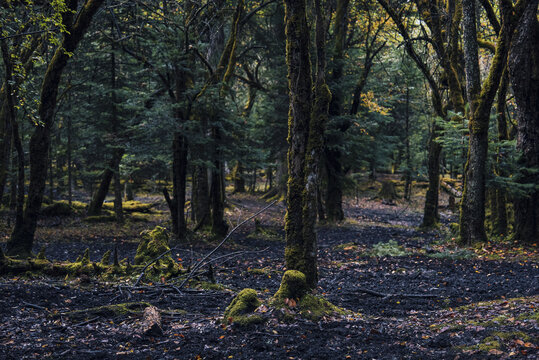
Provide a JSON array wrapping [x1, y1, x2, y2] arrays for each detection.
[[1, 196, 538, 359]]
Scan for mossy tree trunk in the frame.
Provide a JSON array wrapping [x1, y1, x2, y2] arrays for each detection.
[[6, 0, 105, 257], [283, 0, 320, 288], [302, 0, 331, 287], [324, 0, 349, 223], [508, 0, 539, 243], [459, 0, 517, 245]]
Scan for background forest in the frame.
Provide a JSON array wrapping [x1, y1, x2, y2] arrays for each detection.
[[0, 0, 538, 359]]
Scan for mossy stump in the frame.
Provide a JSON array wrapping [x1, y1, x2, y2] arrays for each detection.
[[223, 288, 264, 327], [134, 226, 171, 265], [272, 270, 347, 321]]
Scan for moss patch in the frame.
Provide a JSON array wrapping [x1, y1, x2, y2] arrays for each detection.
[[134, 226, 171, 265], [369, 240, 407, 257], [223, 288, 264, 327], [60, 302, 151, 321], [103, 200, 155, 213]]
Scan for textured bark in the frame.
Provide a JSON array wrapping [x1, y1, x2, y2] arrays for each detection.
[[192, 165, 211, 228], [1, 40, 24, 229], [232, 162, 246, 193], [508, 0, 539, 243], [493, 69, 510, 235], [7, 0, 105, 257], [460, 0, 516, 244], [301, 0, 330, 288], [283, 0, 316, 287], [324, 0, 349, 222]]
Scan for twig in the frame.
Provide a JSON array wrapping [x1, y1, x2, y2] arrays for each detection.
[[74, 317, 100, 327], [177, 200, 277, 290], [22, 301, 49, 312], [356, 287, 438, 299]]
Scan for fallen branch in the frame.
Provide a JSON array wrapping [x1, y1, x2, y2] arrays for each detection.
[[177, 200, 277, 290], [356, 287, 439, 299]]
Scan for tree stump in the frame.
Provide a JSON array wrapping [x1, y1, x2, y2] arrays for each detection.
[[379, 180, 398, 204], [141, 306, 163, 337]]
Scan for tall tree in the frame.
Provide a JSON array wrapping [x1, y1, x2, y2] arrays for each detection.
[[6, 0, 105, 257], [508, 0, 539, 243], [459, 0, 524, 244]]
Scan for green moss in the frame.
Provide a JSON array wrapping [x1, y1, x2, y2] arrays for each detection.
[[103, 201, 154, 213], [369, 240, 407, 257], [84, 215, 116, 223], [129, 212, 153, 222], [516, 311, 539, 321], [334, 242, 358, 251], [134, 226, 170, 265], [197, 281, 225, 291], [81, 248, 90, 265], [272, 270, 308, 303], [37, 247, 47, 260], [284, 246, 306, 274], [100, 250, 111, 265], [223, 288, 264, 327], [61, 302, 151, 320], [298, 294, 347, 321], [247, 268, 270, 275]]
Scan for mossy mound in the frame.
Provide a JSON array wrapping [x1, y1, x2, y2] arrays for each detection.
[[134, 226, 171, 265], [223, 288, 264, 327], [60, 302, 151, 321], [103, 200, 154, 213], [84, 215, 116, 223], [41, 202, 74, 216], [271, 270, 347, 321], [272, 270, 309, 302]]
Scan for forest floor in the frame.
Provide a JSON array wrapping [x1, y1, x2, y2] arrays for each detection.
[[0, 188, 538, 359]]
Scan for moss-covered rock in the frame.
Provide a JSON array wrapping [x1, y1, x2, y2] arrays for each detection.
[[134, 226, 171, 265], [223, 288, 264, 327]]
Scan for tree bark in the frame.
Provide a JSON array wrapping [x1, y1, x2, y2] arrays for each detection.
[[508, 0, 539, 243], [283, 0, 317, 287], [460, 0, 516, 244], [87, 148, 124, 216], [7, 0, 105, 257]]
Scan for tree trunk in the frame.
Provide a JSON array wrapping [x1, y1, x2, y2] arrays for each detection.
[[172, 131, 187, 238], [6, 0, 105, 257], [232, 161, 245, 193], [193, 165, 211, 228], [324, 0, 350, 222], [508, 0, 539, 243], [422, 125, 441, 227], [459, 0, 515, 245], [283, 0, 316, 287], [493, 69, 510, 235], [87, 148, 124, 216]]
